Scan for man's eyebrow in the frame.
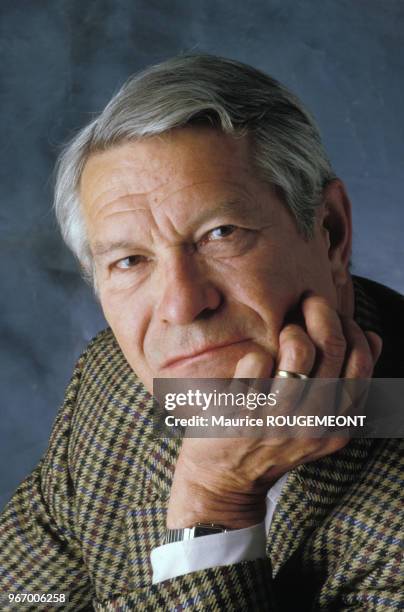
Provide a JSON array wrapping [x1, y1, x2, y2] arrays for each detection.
[[92, 199, 262, 257], [195, 198, 260, 224], [92, 240, 140, 258]]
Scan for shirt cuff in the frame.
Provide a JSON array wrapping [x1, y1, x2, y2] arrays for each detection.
[[151, 522, 267, 584]]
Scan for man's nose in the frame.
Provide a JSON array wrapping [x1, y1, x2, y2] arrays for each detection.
[[155, 252, 223, 325]]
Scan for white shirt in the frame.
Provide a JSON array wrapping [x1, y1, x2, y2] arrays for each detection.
[[151, 472, 289, 584]]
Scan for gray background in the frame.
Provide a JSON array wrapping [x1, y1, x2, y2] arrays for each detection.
[[1, 0, 403, 511]]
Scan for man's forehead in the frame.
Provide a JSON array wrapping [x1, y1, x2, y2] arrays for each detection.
[[79, 129, 264, 222]]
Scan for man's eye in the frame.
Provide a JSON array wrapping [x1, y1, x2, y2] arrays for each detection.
[[197, 224, 255, 257], [206, 225, 236, 241], [115, 255, 147, 270]]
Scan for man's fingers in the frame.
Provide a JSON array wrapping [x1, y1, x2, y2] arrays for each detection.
[[234, 350, 273, 379], [340, 317, 374, 379], [302, 295, 347, 377], [336, 324, 383, 423], [231, 350, 273, 400], [276, 323, 316, 375], [364, 331, 383, 365], [272, 323, 315, 416]]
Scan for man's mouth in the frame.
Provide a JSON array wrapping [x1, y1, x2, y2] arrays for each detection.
[[161, 339, 251, 370]]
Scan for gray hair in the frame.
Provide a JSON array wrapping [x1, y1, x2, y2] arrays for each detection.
[[54, 53, 335, 284]]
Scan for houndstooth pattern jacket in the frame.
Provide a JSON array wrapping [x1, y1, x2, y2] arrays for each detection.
[[0, 276, 403, 611]]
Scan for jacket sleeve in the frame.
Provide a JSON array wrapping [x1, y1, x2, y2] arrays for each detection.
[[0, 351, 94, 611], [92, 492, 281, 611]]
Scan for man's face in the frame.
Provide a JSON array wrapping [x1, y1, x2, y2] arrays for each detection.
[[80, 127, 339, 392]]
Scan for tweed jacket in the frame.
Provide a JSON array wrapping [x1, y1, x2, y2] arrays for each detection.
[[0, 276, 403, 611]]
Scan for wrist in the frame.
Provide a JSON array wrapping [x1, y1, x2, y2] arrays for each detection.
[[167, 482, 266, 530]]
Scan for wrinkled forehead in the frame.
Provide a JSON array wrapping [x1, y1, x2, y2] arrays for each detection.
[[79, 127, 258, 215]]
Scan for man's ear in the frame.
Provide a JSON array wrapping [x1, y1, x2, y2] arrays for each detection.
[[318, 179, 352, 288]]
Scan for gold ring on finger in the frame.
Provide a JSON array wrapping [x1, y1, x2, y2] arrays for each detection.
[[275, 369, 309, 380]]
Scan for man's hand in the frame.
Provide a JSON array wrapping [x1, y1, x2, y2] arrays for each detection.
[[166, 295, 382, 530]]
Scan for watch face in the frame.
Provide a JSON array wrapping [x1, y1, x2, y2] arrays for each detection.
[[194, 525, 224, 537]]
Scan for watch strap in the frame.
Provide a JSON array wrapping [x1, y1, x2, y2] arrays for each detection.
[[165, 523, 227, 544]]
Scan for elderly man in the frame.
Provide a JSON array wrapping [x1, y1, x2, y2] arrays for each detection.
[[1, 54, 403, 611]]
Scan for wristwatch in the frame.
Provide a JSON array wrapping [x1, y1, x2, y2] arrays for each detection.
[[165, 523, 228, 544]]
